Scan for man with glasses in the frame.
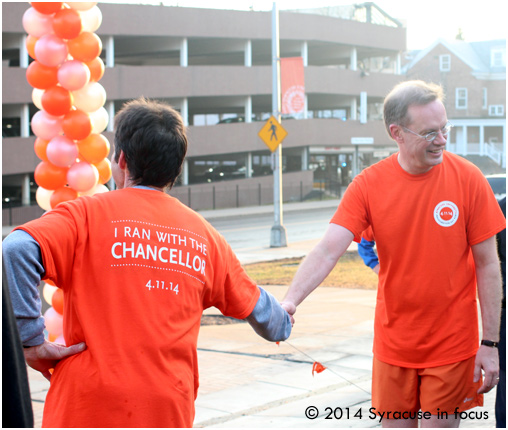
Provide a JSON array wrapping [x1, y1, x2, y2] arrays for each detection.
[[282, 80, 505, 428]]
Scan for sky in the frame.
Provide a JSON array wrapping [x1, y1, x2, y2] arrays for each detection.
[[103, 0, 507, 50]]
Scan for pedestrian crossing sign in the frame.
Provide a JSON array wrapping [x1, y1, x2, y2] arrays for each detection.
[[258, 116, 288, 152]]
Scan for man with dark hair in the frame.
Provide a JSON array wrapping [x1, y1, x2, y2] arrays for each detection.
[[282, 80, 505, 428], [112, 98, 187, 188], [3, 98, 291, 428]]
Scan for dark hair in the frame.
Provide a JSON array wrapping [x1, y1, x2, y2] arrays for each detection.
[[113, 97, 187, 189], [383, 80, 444, 137]]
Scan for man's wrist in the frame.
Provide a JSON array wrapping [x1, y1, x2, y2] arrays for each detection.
[[481, 339, 499, 348]]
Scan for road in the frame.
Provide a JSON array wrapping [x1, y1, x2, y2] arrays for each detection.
[[207, 205, 337, 254], [199, 201, 344, 265]]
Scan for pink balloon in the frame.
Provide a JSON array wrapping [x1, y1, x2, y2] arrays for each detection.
[[22, 7, 53, 38], [57, 60, 91, 91], [34, 34, 69, 68], [54, 334, 66, 345], [67, 161, 99, 192], [44, 307, 63, 336], [46, 136, 79, 167], [31, 110, 63, 140]]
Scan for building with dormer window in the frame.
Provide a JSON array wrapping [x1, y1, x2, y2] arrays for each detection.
[[404, 38, 506, 171]]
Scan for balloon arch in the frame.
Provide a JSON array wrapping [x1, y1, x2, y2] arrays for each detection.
[[23, 2, 111, 343]]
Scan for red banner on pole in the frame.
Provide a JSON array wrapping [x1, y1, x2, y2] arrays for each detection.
[[280, 57, 305, 115]]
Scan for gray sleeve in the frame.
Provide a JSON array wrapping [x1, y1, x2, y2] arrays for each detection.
[[2, 230, 46, 346], [245, 286, 292, 342]]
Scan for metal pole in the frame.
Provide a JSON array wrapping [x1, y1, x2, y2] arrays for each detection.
[[354, 145, 359, 178], [270, 1, 287, 248]]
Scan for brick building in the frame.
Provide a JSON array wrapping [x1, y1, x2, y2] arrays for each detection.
[[404, 38, 506, 171]]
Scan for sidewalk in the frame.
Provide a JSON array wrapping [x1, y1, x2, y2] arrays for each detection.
[[26, 285, 497, 428]]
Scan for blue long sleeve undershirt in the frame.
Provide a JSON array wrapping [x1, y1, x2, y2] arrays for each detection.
[[357, 237, 379, 269]]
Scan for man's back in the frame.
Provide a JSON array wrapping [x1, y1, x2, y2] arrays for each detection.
[[17, 187, 260, 427]]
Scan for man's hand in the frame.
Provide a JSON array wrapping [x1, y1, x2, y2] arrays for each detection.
[[281, 301, 296, 326], [24, 340, 87, 381], [474, 345, 499, 394]]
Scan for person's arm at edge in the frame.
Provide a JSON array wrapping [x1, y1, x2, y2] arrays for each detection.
[[3, 230, 46, 346], [471, 235, 502, 394], [281, 223, 354, 319], [2, 230, 86, 381]]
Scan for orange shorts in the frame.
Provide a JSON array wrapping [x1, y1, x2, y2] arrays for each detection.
[[371, 356, 483, 416]]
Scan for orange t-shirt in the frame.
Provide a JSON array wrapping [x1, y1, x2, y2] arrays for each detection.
[[18, 188, 260, 428], [361, 225, 375, 242], [331, 152, 505, 368]]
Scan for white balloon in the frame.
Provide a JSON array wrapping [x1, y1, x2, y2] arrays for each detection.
[[36, 186, 54, 211], [42, 282, 58, 305], [67, 2, 98, 12], [79, 183, 109, 196], [79, 6, 102, 33], [72, 82, 106, 112], [89, 107, 109, 134], [32, 88, 44, 110]]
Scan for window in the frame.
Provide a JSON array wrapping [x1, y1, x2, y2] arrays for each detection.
[[456, 88, 467, 109], [489, 105, 504, 116], [491, 48, 506, 67], [439, 54, 451, 71], [482, 88, 488, 109]]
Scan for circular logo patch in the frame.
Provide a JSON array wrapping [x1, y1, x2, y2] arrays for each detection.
[[434, 201, 459, 227]]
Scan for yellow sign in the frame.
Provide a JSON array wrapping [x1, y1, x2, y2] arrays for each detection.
[[258, 116, 288, 152]]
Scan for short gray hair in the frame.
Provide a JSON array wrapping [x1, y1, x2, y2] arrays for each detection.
[[383, 80, 444, 137]]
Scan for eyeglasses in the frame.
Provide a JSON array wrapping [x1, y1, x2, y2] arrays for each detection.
[[401, 122, 453, 142]]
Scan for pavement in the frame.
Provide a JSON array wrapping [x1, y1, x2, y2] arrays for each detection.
[[9, 200, 500, 428]]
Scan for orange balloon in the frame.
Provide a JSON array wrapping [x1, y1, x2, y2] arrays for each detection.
[[26, 61, 59, 89], [78, 134, 110, 164], [26, 35, 38, 60], [50, 186, 78, 209], [42, 86, 74, 117], [34, 161, 68, 190], [94, 158, 112, 184], [31, 2, 63, 15], [53, 8, 82, 40], [51, 288, 64, 315], [45, 279, 57, 287], [86, 57, 105, 82], [34, 137, 50, 161], [67, 32, 102, 63], [62, 109, 92, 140]]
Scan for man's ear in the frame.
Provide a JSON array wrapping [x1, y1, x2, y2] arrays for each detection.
[[117, 150, 127, 170], [389, 124, 404, 144]]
